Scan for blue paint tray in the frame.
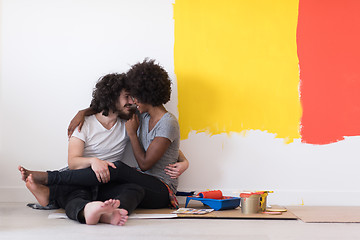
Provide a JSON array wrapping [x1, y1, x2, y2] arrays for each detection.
[[185, 196, 240, 211]]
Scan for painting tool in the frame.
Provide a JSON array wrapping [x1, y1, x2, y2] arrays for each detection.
[[185, 190, 240, 211], [197, 190, 223, 199]]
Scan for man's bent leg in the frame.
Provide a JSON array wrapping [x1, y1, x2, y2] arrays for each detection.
[[98, 183, 145, 215], [63, 188, 93, 223]]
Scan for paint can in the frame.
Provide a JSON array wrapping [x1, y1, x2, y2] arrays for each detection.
[[240, 192, 261, 214], [260, 192, 267, 211], [255, 191, 273, 212]]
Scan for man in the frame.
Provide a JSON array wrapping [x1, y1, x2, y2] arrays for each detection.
[[20, 73, 144, 225]]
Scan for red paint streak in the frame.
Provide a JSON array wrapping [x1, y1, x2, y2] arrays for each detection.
[[297, 0, 360, 144]]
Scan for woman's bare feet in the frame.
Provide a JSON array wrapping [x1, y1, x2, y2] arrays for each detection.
[[84, 199, 128, 226], [25, 174, 50, 206], [18, 166, 29, 182], [18, 166, 48, 185]]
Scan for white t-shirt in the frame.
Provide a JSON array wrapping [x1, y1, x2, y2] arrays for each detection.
[[71, 115, 128, 163]]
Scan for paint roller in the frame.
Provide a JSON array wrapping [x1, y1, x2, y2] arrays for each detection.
[[197, 190, 223, 199]]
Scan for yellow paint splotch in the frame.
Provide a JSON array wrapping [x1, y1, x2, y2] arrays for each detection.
[[174, 0, 301, 143]]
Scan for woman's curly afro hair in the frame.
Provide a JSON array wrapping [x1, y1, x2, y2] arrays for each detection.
[[126, 59, 171, 106], [90, 73, 127, 116]]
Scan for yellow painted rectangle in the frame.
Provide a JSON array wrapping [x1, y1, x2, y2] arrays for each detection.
[[174, 0, 301, 143]]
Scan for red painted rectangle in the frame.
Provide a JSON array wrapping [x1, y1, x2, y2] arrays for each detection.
[[297, 0, 360, 144]]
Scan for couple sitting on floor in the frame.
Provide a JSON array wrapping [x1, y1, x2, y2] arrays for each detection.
[[18, 59, 189, 226]]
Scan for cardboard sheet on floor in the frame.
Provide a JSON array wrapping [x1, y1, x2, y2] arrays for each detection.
[[49, 209, 177, 219], [134, 204, 298, 220], [49, 204, 298, 220], [287, 206, 360, 223]]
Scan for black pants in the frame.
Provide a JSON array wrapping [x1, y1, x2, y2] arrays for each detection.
[[50, 182, 145, 223], [48, 161, 170, 212]]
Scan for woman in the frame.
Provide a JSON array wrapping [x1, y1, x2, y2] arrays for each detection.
[[20, 59, 186, 223]]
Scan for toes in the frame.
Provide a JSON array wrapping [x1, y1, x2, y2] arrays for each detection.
[[120, 209, 128, 216], [27, 174, 34, 183], [119, 216, 128, 226], [113, 200, 120, 208]]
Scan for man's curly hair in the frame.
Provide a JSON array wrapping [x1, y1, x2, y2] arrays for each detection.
[[126, 59, 171, 106], [90, 73, 127, 116]]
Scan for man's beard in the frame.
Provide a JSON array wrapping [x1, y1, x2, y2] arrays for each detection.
[[117, 104, 137, 120]]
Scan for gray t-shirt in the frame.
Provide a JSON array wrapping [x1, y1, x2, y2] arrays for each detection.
[[138, 112, 180, 193]]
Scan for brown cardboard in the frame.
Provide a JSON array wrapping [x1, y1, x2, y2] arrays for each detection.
[[287, 206, 360, 223], [53, 206, 297, 220], [134, 204, 298, 220]]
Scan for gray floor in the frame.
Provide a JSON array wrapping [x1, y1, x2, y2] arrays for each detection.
[[1, 203, 360, 240]]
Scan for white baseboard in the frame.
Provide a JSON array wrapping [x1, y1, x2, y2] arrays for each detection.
[[2, 187, 360, 206], [266, 190, 360, 206], [0, 187, 36, 203]]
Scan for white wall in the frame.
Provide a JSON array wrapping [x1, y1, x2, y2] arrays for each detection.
[[1, 0, 359, 205]]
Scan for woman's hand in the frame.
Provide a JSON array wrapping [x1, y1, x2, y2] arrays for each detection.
[[90, 158, 117, 183], [164, 162, 187, 179], [68, 110, 86, 138], [125, 114, 139, 136]]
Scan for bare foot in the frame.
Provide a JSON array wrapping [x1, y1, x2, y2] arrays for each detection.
[[18, 166, 29, 182], [100, 208, 128, 226], [100, 200, 128, 226], [84, 199, 128, 225], [26, 174, 50, 206], [18, 166, 48, 185]]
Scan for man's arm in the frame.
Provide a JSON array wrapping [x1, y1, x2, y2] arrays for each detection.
[[67, 137, 92, 169], [68, 136, 116, 183], [67, 107, 96, 138]]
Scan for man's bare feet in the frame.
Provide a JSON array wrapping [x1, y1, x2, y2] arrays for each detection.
[[100, 206, 128, 226], [26, 174, 50, 206], [84, 199, 128, 226], [18, 166, 48, 185]]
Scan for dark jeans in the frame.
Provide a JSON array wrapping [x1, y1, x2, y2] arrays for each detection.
[[48, 161, 170, 210], [50, 182, 145, 223]]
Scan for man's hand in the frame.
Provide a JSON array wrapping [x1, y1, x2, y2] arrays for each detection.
[[164, 162, 187, 179], [90, 158, 117, 183], [67, 110, 86, 138]]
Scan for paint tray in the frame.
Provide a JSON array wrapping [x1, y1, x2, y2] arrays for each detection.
[[185, 196, 240, 211]]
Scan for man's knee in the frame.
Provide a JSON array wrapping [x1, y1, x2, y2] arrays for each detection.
[[124, 183, 145, 197]]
